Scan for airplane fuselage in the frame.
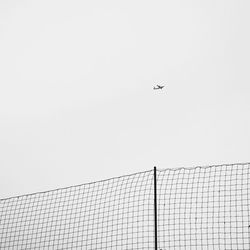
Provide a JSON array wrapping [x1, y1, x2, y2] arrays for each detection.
[[153, 86, 164, 90]]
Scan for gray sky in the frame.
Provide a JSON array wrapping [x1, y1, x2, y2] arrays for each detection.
[[0, 0, 250, 199]]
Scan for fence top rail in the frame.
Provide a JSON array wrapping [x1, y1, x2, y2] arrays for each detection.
[[1, 162, 249, 202]]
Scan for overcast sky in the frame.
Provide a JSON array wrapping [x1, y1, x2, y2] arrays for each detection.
[[0, 0, 250, 198]]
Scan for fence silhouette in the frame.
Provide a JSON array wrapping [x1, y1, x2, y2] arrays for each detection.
[[0, 163, 250, 249]]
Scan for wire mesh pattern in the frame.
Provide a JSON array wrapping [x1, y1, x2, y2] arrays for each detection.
[[157, 163, 250, 250], [0, 171, 154, 249], [0, 163, 250, 249]]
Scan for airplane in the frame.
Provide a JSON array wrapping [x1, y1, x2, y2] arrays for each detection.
[[153, 85, 165, 90]]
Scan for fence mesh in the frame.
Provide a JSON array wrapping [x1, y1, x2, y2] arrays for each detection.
[[0, 163, 250, 249], [0, 171, 154, 249], [157, 163, 250, 250]]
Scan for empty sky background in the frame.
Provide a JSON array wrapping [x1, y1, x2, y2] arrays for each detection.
[[0, 0, 250, 198]]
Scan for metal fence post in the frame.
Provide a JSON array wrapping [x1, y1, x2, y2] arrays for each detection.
[[154, 166, 158, 250]]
